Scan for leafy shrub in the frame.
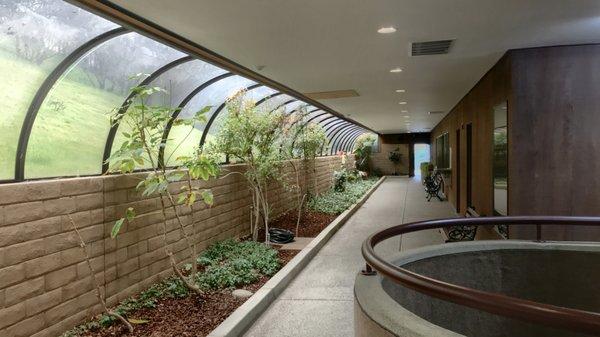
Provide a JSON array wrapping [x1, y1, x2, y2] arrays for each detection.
[[308, 178, 378, 214], [195, 239, 280, 290], [333, 169, 348, 191], [346, 169, 361, 183], [353, 134, 376, 172]]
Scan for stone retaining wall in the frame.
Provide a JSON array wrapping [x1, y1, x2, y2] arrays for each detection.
[[0, 155, 350, 337]]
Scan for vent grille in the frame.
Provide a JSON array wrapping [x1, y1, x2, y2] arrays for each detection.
[[411, 40, 454, 56], [428, 111, 445, 115]]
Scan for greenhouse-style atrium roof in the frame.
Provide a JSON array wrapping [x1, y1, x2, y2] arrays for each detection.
[[0, 0, 373, 182]]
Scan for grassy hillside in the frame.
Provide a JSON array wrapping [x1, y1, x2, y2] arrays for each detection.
[[0, 48, 217, 179]]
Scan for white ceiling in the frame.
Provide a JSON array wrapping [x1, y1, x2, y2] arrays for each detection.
[[109, 0, 600, 134]]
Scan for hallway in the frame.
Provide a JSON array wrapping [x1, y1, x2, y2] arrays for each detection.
[[244, 176, 457, 337]]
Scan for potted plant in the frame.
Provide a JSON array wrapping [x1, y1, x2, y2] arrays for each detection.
[[388, 147, 402, 175]]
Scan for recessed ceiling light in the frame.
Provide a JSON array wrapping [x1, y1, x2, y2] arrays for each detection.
[[396, 89, 406, 93], [390, 68, 403, 73], [403, 115, 410, 118], [401, 110, 408, 113], [399, 101, 407, 105], [377, 26, 397, 34]]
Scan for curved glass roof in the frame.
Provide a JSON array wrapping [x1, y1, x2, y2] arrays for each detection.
[[0, 0, 371, 182]]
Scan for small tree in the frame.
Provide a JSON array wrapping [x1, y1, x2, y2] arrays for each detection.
[[107, 82, 220, 295], [68, 214, 134, 333], [353, 134, 376, 173], [208, 91, 286, 242], [283, 111, 328, 236]]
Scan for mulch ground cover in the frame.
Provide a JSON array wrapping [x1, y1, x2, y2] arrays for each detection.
[[258, 209, 338, 241], [82, 250, 298, 337], [81, 209, 338, 337]]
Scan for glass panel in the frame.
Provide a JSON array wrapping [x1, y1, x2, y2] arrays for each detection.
[[281, 101, 305, 114], [310, 112, 333, 125], [336, 129, 357, 153], [26, 32, 185, 178], [257, 93, 294, 111], [435, 132, 450, 169], [245, 86, 277, 104], [324, 120, 347, 136], [147, 59, 228, 108], [330, 126, 353, 154], [202, 86, 277, 163], [493, 101, 508, 216], [163, 76, 255, 166], [0, 0, 117, 179]]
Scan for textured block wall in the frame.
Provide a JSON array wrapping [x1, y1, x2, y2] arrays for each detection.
[[370, 143, 410, 175], [0, 155, 349, 337]]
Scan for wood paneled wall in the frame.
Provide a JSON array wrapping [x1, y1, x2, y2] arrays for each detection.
[[509, 45, 600, 240], [431, 44, 600, 241], [430, 55, 510, 216]]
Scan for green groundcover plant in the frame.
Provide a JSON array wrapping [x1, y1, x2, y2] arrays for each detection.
[[308, 178, 378, 214], [195, 239, 280, 289], [61, 239, 280, 336]]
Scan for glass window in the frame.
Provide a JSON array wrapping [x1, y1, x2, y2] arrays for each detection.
[[163, 76, 255, 166], [281, 101, 306, 114], [256, 93, 294, 112], [435, 132, 450, 169], [26, 32, 185, 178], [493, 102, 508, 216], [202, 85, 278, 162], [324, 119, 346, 135], [146, 59, 228, 108], [329, 125, 353, 154], [0, 0, 117, 179], [309, 112, 333, 125], [245, 86, 277, 104]]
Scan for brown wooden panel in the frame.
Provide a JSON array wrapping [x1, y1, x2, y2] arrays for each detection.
[[509, 45, 600, 241], [430, 55, 510, 216]]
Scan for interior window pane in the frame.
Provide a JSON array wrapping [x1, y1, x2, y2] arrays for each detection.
[[26, 32, 185, 178], [0, 0, 117, 179], [163, 76, 255, 166]]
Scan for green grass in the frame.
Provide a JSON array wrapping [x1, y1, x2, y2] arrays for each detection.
[[0, 47, 121, 178], [308, 178, 378, 214], [0, 47, 219, 179]]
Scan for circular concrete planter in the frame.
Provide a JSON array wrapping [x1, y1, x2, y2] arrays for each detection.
[[354, 240, 600, 337]]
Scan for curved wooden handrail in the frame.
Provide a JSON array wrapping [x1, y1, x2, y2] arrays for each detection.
[[361, 216, 600, 335]]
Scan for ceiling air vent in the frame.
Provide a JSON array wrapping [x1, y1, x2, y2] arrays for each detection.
[[428, 111, 445, 115], [411, 40, 454, 56]]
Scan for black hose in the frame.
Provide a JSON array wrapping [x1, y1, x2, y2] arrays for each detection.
[[269, 228, 295, 244]]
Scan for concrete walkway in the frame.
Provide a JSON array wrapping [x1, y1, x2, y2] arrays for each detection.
[[244, 177, 457, 337]]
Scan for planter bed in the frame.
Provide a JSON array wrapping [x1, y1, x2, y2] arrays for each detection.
[[261, 177, 380, 240], [62, 178, 379, 337], [62, 248, 297, 337]]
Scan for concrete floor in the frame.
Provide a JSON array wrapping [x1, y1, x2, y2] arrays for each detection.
[[243, 177, 457, 337]]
